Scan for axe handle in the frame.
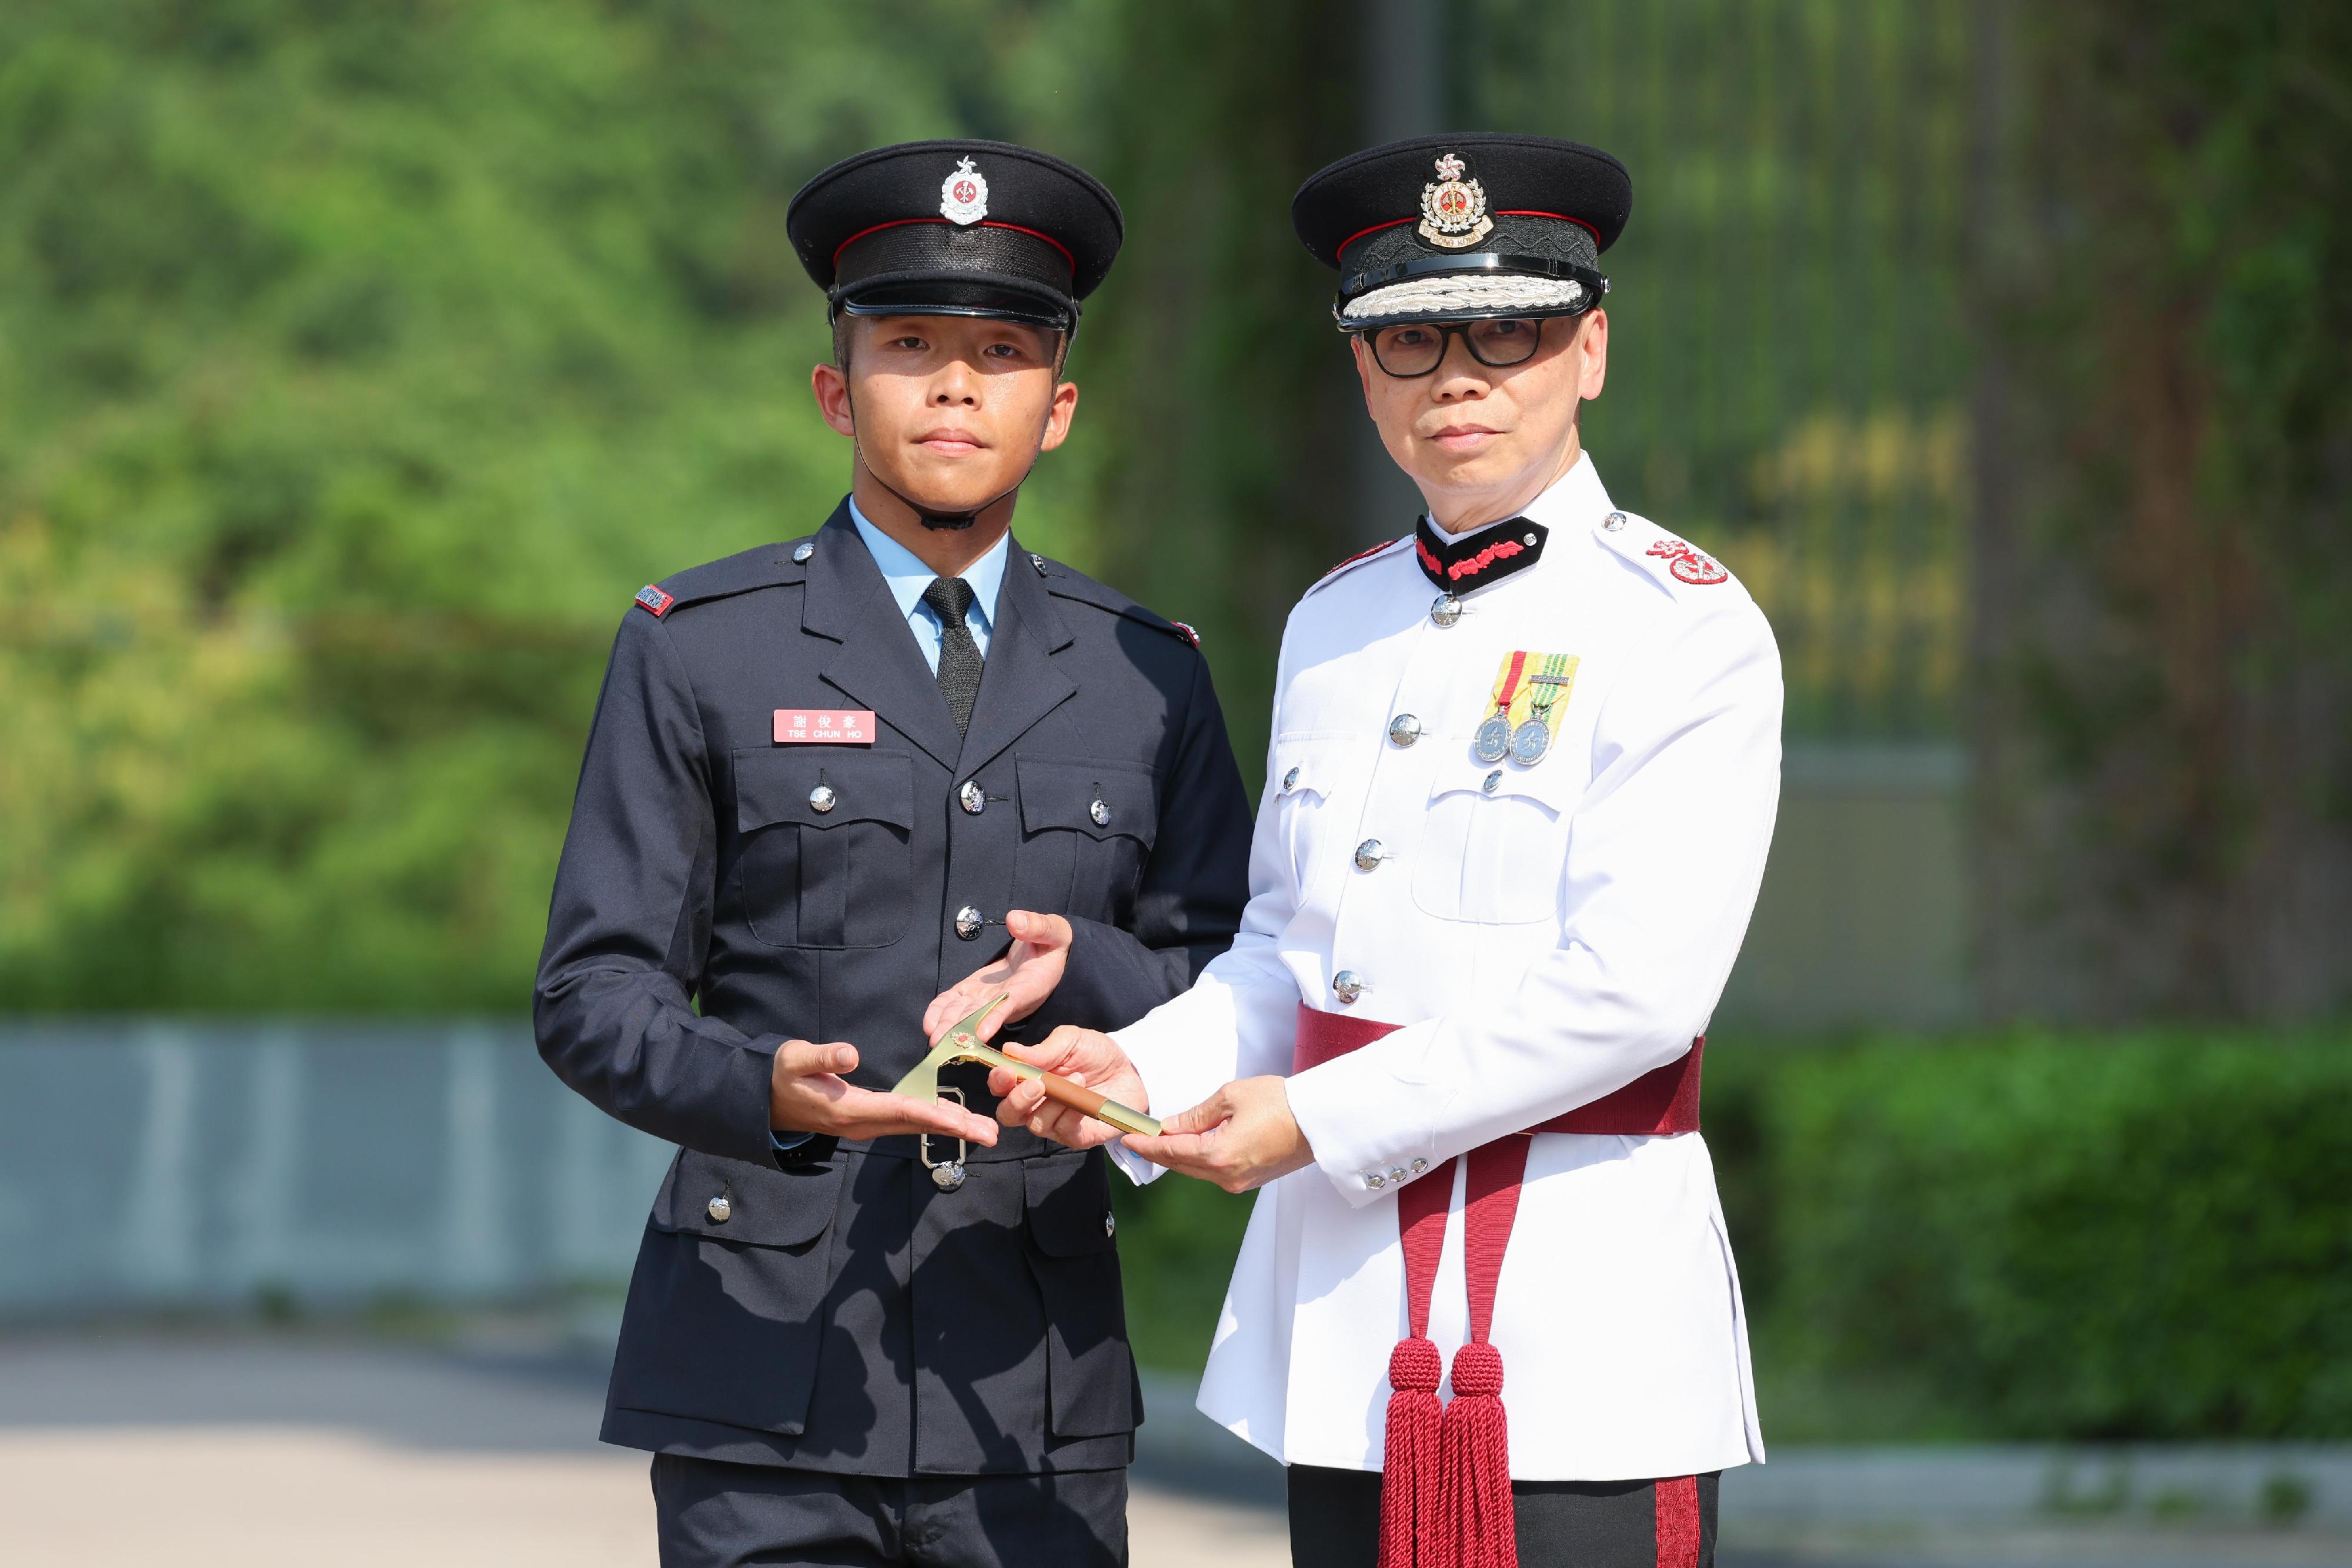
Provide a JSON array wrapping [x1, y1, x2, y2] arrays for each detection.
[[1033, 1071, 1161, 1138]]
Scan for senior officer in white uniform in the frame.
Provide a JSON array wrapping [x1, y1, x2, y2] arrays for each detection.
[[929, 133, 1780, 1568]]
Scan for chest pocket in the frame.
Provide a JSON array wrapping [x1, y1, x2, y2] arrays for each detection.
[[1013, 757, 1158, 925], [1410, 755, 1579, 924], [733, 748, 914, 950], [1269, 733, 1353, 904]]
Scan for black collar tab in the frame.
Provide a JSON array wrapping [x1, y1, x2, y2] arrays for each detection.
[[1413, 514, 1549, 594]]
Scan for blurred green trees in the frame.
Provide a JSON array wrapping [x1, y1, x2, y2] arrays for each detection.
[[0, 1, 1135, 1008]]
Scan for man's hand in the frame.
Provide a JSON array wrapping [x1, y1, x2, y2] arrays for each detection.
[[1121, 1077, 1314, 1193], [923, 911, 1074, 1044], [986, 1025, 1148, 1151], [769, 1039, 999, 1145]]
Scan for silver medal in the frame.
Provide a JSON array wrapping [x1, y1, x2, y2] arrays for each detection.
[[1473, 715, 1513, 764], [1511, 720, 1552, 766]]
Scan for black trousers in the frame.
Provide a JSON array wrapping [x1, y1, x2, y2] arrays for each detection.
[[1287, 1464, 1719, 1568], [650, 1453, 1127, 1568]]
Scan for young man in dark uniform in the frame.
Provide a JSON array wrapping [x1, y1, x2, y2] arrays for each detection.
[[534, 140, 1254, 1567]]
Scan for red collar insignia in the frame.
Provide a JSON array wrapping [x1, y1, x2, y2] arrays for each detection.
[[1413, 516, 1549, 595]]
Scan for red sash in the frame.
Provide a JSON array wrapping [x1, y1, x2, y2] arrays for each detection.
[[1292, 1005, 1703, 1568]]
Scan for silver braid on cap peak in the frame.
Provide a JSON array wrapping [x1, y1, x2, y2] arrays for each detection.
[[1344, 273, 1586, 323]]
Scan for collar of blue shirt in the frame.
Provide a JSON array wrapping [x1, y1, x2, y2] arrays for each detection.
[[847, 497, 1010, 668]]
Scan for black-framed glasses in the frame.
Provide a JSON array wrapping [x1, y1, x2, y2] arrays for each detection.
[[1361, 316, 1548, 377]]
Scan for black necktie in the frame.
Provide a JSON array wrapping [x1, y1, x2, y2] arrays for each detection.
[[922, 576, 984, 735]]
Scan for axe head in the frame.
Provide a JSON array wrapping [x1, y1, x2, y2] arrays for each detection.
[[890, 995, 1010, 1101]]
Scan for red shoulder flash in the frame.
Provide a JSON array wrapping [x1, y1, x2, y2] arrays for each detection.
[[634, 584, 676, 617], [1171, 620, 1201, 648]]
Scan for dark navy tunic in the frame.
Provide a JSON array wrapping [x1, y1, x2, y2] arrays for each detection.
[[534, 501, 1252, 1477]]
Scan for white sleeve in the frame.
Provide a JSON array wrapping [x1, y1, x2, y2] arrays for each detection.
[[1282, 593, 1784, 1205], [1108, 631, 1308, 1185]]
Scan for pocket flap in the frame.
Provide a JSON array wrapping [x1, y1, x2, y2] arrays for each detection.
[[651, 1150, 843, 1249], [733, 748, 914, 833], [1015, 757, 1157, 845], [1271, 732, 1352, 801], [1426, 753, 1580, 815], [1024, 1152, 1117, 1258]]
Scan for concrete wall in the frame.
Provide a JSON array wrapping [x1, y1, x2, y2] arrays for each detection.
[[1718, 743, 1969, 1031], [0, 1023, 673, 1314]]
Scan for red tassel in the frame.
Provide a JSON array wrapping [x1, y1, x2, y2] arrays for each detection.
[[1440, 1341, 1516, 1568], [1378, 1336, 1448, 1568]]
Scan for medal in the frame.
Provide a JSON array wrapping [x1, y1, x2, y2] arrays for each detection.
[[1474, 651, 1530, 763], [1511, 654, 1573, 764]]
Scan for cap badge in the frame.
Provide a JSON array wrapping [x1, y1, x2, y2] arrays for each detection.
[[940, 156, 989, 226], [1418, 151, 1492, 250]]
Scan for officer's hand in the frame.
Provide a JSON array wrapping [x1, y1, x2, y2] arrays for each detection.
[[769, 1039, 999, 1146], [921, 911, 1074, 1042], [1121, 1077, 1314, 1193], [986, 1025, 1148, 1151]]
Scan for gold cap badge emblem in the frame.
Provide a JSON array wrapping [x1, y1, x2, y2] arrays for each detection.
[[1418, 151, 1494, 250]]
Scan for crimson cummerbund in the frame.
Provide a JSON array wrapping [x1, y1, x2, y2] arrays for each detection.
[[1290, 1002, 1702, 1136]]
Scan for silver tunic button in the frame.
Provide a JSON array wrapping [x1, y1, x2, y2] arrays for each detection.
[[793, 541, 816, 562], [1429, 594, 1462, 628], [1332, 969, 1365, 1004], [1390, 1168, 1408, 1184], [1367, 1172, 1387, 1190], [808, 784, 837, 814], [1354, 839, 1385, 871], [1603, 510, 1628, 532], [955, 905, 984, 941], [1388, 714, 1422, 747], [931, 1161, 966, 1192], [1104, 1212, 1117, 1238], [706, 1195, 731, 1224], [959, 780, 985, 815], [1524, 533, 1538, 547], [1410, 1158, 1428, 1173], [1090, 798, 1111, 827], [1283, 766, 1301, 790], [1482, 770, 1502, 794]]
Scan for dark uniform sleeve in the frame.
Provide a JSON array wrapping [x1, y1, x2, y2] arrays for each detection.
[[533, 610, 783, 1164], [1027, 647, 1253, 1035]]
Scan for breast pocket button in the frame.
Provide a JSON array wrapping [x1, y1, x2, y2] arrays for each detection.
[[808, 784, 837, 814], [706, 1195, 731, 1224], [1090, 797, 1111, 827], [1283, 766, 1301, 790]]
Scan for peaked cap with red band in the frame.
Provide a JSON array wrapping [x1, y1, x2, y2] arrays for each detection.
[[787, 140, 1123, 335], [1292, 132, 1632, 332]]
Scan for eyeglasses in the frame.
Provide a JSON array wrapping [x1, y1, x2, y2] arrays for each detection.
[[1361, 316, 1549, 378]]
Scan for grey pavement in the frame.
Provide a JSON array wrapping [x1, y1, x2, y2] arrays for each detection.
[[2, 1330, 2346, 1567]]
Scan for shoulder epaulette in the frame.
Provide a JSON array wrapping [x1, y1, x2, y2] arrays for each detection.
[[631, 540, 811, 619], [1592, 509, 1736, 597], [1033, 552, 1204, 651], [1303, 534, 1413, 598]]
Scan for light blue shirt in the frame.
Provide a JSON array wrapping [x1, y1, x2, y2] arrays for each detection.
[[848, 499, 1008, 673]]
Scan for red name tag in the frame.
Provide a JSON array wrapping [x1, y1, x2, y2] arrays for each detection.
[[774, 708, 876, 745]]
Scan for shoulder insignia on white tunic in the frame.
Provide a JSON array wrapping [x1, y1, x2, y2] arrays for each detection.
[[1594, 510, 1735, 594], [1305, 534, 1413, 597]]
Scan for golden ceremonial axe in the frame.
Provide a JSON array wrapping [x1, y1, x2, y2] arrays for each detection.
[[891, 995, 1162, 1138]]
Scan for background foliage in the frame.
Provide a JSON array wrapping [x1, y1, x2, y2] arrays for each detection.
[[1119, 1028, 2352, 1440]]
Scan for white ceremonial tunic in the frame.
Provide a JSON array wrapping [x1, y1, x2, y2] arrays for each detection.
[[1110, 453, 1780, 1482]]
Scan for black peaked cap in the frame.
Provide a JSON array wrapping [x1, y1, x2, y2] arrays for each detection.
[[787, 140, 1124, 330], [1293, 134, 1633, 330]]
